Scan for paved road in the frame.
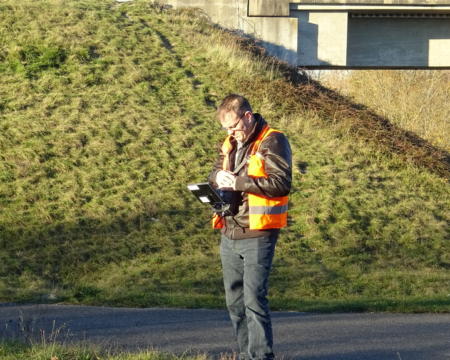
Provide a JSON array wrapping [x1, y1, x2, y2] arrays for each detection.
[[1, 304, 449, 359]]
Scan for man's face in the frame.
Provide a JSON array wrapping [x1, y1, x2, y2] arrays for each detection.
[[220, 110, 253, 142]]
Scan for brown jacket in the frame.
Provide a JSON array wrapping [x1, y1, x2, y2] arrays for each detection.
[[209, 114, 292, 239]]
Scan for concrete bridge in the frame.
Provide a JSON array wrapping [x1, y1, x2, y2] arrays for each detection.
[[163, 0, 450, 68]]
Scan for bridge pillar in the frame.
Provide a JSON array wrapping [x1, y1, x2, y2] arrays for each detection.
[[297, 11, 348, 66], [161, 0, 450, 68]]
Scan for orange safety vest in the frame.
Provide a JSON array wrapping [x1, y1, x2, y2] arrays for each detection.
[[213, 125, 288, 230]]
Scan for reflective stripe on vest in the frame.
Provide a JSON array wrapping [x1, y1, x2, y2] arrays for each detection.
[[249, 204, 289, 215]]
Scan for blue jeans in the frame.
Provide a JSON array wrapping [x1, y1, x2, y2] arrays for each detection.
[[220, 233, 278, 360]]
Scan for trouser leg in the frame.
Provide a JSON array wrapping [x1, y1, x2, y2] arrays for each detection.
[[241, 234, 277, 360], [220, 235, 248, 357], [221, 233, 278, 360]]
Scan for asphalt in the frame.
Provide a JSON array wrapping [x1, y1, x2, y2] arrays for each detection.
[[1, 304, 450, 359]]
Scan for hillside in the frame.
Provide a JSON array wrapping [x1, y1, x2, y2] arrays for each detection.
[[0, 0, 449, 312]]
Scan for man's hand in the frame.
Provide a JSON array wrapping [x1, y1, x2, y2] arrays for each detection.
[[216, 170, 236, 190]]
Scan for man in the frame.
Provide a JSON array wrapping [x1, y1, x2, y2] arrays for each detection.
[[209, 94, 292, 360]]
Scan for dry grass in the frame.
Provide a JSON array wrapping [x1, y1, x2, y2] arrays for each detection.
[[322, 70, 450, 152]]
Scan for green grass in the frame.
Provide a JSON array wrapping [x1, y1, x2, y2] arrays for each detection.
[[0, 340, 210, 360], [0, 0, 449, 313]]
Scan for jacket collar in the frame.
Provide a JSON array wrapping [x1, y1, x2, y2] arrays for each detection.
[[242, 113, 267, 147]]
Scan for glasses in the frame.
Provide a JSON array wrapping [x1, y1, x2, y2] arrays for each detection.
[[222, 113, 245, 132]]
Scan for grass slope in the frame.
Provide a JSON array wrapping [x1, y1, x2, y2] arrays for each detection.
[[0, 340, 207, 360], [0, 0, 449, 312]]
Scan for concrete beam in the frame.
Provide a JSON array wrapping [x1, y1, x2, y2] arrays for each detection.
[[248, 0, 291, 16], [291, 4, 450, 10], [294, 0, 450, 4], [248, 0, 450, 17]]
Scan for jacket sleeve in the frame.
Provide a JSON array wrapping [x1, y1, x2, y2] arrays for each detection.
[[234, 132, 292, 197]]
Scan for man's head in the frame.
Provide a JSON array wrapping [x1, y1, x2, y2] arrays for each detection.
[[217, 94, 254, 143]]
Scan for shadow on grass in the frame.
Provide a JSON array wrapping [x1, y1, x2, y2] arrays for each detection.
[[0, 206, 217, 303]]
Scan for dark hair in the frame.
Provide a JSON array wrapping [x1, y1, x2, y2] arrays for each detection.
[[217, 94, 252, 118]]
